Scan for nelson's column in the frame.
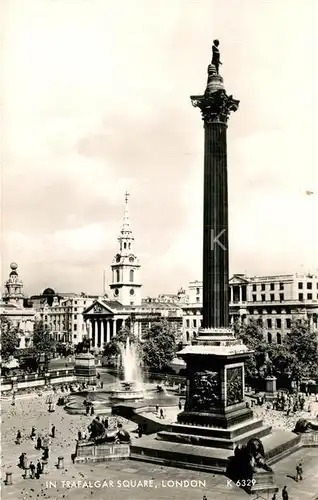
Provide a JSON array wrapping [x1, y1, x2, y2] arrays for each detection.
[[132, 45, 297, 494]]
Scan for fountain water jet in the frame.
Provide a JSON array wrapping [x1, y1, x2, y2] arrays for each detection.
[[110, 336, 145, 402], [120, 337, 143, 390]]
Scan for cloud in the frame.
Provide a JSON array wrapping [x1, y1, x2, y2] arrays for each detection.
[[2, 0, 318, 297]]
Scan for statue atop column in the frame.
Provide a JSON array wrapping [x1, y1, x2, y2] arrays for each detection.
[[212, 39, 222, 74]]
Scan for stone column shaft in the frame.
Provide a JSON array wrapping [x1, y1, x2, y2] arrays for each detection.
[[202, 121, 229, 329], [106, 321, 110, 344]]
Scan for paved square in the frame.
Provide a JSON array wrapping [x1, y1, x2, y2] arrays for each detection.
[[1, 395, 318, 500]]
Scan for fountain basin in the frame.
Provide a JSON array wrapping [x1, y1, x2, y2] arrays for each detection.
[[109, 381, 144, 403], [64, 390, 112, 415]]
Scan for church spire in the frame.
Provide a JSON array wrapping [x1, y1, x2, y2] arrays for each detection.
[[110, 192, 142, 306], [118, 191, 134, 253], [121, 191, 131, 235]]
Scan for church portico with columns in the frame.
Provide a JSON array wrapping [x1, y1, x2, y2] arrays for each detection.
[[83, 298, 183, 351]]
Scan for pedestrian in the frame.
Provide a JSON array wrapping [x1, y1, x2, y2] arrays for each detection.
[[101, 382, 104, 389], [271, 493, 277, 500], [160, 408, 164, 419], [91, 406, 95, 415], [22, 453, 28, 470], [19, 452, 25, 468], [86, 405, 90, 415], [296, 462, 303, 481], [155, 404, 159, 414], [203, 496, 207, 500], [97, 373, 101, 380], [282, 485, 288, 500], [138, 424, 143, 438], [36, 436, 42, 450], [104, 418, 109, 429], [178, 400, 182, 410], [36, 460, 42, 478], [51, 425, 55, 438], [78, 431, 82, 441], [30, 426, 36, 439], [16, 430, 21, 444], [30, 461, 35, 479]]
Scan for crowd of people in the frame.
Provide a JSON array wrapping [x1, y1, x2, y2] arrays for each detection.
[[15, 423, 56, 480]]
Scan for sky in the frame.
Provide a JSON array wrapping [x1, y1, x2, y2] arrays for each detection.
[[1, 0, 318, 297]]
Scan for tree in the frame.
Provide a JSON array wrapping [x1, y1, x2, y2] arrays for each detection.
[[142, 320, 178, 373], [31, 320, 56, 370], [234, 319, 268, 380], [283, 319, 318, 384], [0, 317, 20, 362], [235, 317, 318, 389]]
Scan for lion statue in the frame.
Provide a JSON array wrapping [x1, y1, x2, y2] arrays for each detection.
[[293, 417, 318, 434], [87, 418, 131, 445], [227, 437, 272, 483]]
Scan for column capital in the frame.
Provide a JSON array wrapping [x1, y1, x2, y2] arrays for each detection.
[[191, 90, 239, 124]]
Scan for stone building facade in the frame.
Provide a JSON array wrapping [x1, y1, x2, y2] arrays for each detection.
[[0, 263, 36, 348], [182, 273, 318, 344]]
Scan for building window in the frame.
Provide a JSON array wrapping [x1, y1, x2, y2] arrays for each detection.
[[124, 242, 127, 249], [279, 283, 284, 290], [74, 324, 77, 331], [279, 293, 284, 302], [74, 308, 77, 312], [114, 288, 119, 297], [196, 297, 200, 303], [193, 319, 197, 328], [261, 284, 265, 291], [130, 301, 134, 305], [307, 282, 312, 289], [267, 332, 272, 343], [116, 270, 120, 282], [73, 334, 77, 339], [130, 289, 135, 296], [130, 270, 134, 282], [261, 294, 265, 302], [252, 284, 257, 292], [270, 294, 275, 301], [307, 293, 313, 300], [277, 332, 281, 344], [267, 318, 272, 328], [196, 288, 200, 294], [252, 294, 257, 302], [276, 318, 281, 328], [186, 331, 190, 342], [75, 301, 77, 305], [286, 318, 291, 328], [299, 293, 303, 301], [186, 319, 190, 328], [270, 283, 275, 291], [74, 314, 77, 320], [298, 282, 303, 289]]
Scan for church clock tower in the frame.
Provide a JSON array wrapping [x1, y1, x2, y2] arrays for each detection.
[[109, 192, 142, 306]]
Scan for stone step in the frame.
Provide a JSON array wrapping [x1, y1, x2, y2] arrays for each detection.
[[264, 430, 301, 464], [167, 418, 266, 440], [129, 453, 225, 474], [131, 438, 230, 472], [248, 483, 278, 495], [252, 471, 276, 485], [157, 425, 271, 450]]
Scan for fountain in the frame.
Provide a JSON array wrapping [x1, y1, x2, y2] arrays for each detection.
[[109, 337, 145, 402]]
